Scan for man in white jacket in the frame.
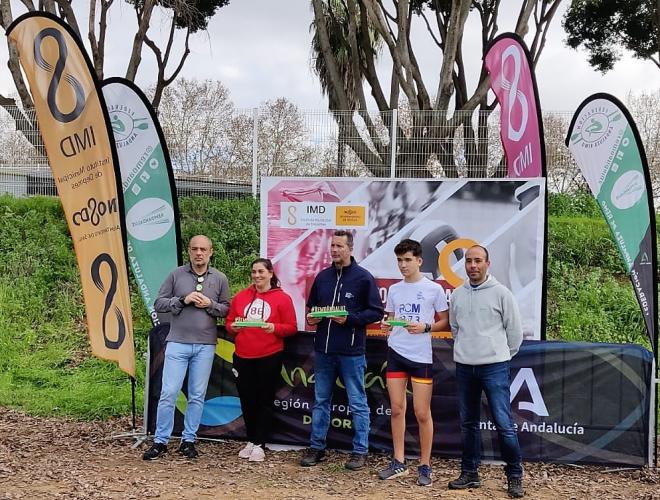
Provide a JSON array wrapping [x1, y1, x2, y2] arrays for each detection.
[[448, 245, 524, 498]]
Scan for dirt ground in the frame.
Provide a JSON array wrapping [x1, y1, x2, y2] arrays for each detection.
[[0, 408, 658, 499]]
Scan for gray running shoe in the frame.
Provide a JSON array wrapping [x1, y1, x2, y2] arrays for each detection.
[[417, 464, 432, 486], [377, 458, 408, 480]]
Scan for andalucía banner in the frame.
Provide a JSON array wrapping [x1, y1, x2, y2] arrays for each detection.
[[102, 78, 181, 326], [7, 13, 135, 376], [566, 93, 658, 353], [484, 33, 546, 177]]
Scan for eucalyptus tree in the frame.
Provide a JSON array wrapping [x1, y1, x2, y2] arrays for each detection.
[[310, 0, 563, 177]]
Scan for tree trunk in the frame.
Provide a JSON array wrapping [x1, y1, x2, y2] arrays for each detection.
[[125, 0, 155, 82]]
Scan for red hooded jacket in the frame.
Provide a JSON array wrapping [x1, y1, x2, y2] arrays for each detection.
[[226, 285, 297, 358]]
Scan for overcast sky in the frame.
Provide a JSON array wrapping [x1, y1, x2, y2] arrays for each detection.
[[2, 1, 659, 112]]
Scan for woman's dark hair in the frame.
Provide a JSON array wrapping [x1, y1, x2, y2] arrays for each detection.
[[252, 258, 280, 289]]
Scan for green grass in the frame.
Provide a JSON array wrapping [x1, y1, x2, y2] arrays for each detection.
[[0, 194, 258, 419], [0, 193, 656, 422]]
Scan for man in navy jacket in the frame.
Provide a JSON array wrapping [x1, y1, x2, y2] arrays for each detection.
[[300, 230, 384, 470]]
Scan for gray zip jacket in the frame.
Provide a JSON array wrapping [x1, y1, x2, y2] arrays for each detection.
[[450, 275, 523, 365]]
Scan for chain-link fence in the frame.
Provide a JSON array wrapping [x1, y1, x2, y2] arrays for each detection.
[[0, 104, 594, 198]]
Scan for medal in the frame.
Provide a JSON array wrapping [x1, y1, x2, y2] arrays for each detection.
[[194, 274, 204, 292]]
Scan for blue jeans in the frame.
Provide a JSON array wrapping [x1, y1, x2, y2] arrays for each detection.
[[456, 361, 522, 478], [154, 342, 216, 444], [310, 352, 370, 454]]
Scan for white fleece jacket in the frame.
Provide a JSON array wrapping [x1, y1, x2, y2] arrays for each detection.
[[450, 275, 523, 365]]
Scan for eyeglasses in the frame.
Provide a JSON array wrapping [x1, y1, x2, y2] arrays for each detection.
[[195, 275, 204, 291]]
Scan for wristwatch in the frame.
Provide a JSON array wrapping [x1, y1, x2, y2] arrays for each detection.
[[179, 296, 186, 305], [424, 323, 432, 333]]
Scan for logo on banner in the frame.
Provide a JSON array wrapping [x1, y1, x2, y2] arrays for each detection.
[[73, 197, 119, 226], [501, 45, 529, 142], [109, 103, 148, 148], [336, 205, 366, 226], [569, 107, 622, 147], [34, 27, 84, 123], [611, 170, 644, 210], [510, 367, 549, 416], [91, 253, 126, 350], [280, 202, 368, 229], [126, 197, 175, 241]]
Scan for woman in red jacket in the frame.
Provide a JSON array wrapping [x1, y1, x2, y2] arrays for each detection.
[[226, 258, 297, 462]]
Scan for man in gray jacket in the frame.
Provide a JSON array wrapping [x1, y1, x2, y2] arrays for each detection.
[[143, 235, 230, 461], [448, 245, 524, 498]]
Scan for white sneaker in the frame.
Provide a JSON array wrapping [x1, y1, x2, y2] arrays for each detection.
[[248, 444, 265, 462], [238, 442, 254, 459]]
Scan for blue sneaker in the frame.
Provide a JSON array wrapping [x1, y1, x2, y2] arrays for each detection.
[[378, 458, 408, 480], [417, 464, 432, 486]]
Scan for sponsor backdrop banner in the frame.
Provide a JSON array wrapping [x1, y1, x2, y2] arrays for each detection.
[[566, 94, 658, 354], [261, 178, 546, 340], [102, 78, 182, 326], [147, 329, 653, 466], [7, 13, 135, 375], [484, 33, 546, 178]]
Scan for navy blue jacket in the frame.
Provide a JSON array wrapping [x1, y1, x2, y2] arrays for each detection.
[[306, 257, 384, 355]]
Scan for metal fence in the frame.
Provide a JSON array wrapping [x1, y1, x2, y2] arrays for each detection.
[[0, 104, 613, 198]]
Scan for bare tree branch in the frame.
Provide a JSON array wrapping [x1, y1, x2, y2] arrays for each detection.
[[126, 0, 155, 82], [359, 5, 388, 109], [419, 8, 442, 49], [41, 0, 56, 15], [363, 0, 418, 108], [88, 0, 112, 79], [163, 29, 190, 87], [435, 0, 471, 115], [54, 0, 80, 38], [530, 0, 561, 66], [18, 0, 36, 12], [515, 0, 535, 37]]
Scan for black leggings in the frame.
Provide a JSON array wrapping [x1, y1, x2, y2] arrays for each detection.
[[233, 351, 283, 447]]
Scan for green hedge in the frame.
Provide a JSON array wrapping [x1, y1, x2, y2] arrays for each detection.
[[0, 194, 655, 419]]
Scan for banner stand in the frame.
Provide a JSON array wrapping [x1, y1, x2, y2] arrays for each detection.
[[649, 366, 658, 469], [108, 343, 150, 448]]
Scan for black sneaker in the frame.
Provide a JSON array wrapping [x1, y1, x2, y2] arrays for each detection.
[[142, 442, 167, 461], [507, 476, 524, 498], [178, 441, 199, 459], [378, 458, 408, 480], [448, 471, 481, 489], [344, 453, 367, 471], [300, 448, 325, 466]]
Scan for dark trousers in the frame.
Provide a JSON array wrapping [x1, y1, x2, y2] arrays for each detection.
[[456, 361, 523, 478], [233, 351, 283, 447]]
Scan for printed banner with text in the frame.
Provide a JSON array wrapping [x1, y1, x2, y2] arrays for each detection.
[[148, 329, 653, 466], [102, 78, 181, 326], [7, 13, 135, 375], [566, 94, 658, 354], [484, 33, 546, 178], [261, 178, 546, 340]]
